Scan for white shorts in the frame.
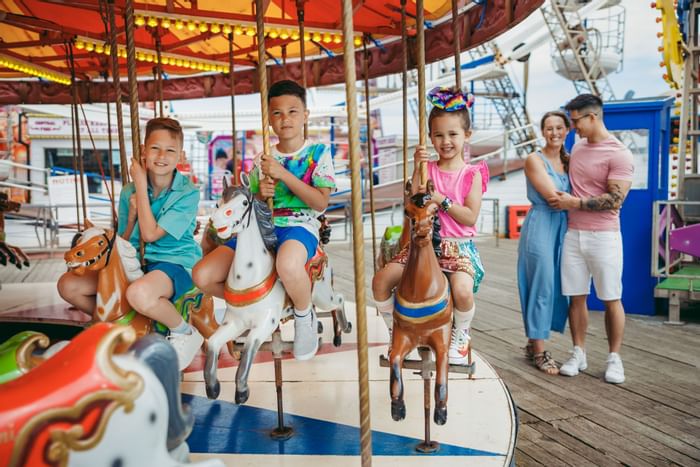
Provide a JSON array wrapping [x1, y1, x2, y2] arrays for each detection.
[[561, 229, 623, 301]]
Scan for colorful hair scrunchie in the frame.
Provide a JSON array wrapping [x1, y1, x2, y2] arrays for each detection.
[[427, 87, 475, 111]]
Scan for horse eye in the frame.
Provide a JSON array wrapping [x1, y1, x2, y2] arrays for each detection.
[[76, 251, 83, 257], [242, 200, 249, 207], [98, 240, 104, 246], [225, 209, 232, 216]]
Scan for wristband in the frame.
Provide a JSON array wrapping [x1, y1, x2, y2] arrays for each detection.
[[579, 198, 583, 209], [440, 197, 453, 212]]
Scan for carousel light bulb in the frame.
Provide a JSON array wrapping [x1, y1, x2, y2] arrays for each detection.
[[135, 15, 146, 27], [175, 19, 184, 30], [187, 20, 197, 31], [280, 30, 289, 40], [322, 32, 332, 43], [222, 24, 232, 35], [75, 40, 85, 50], [175, 58, 183, 66], [147, 16, 158, 27], [224, 66, 230, 73], [291, 31, 300, 40], [204, 63, 212, 71], [146, 54, 154, 63], [234, 25, 243, 35], [95, 44, 104, 54], [85, 42, 95, 52], [333, 34, 342, 44], [304, 32, 311, 41], [354, 36, 362, 46], [211, 23, 221, 34], [161, 56, 169, 65], [199, 22, 209, 33], [197, 62, 205, 70], [161, 18, 171, 29], [246, 28, 256, 37], [312, 32, 322, 42], [269, 29, 279, 39], [104, 45, 111, 55]]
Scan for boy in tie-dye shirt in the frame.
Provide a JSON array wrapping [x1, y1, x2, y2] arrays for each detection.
[[193, 80, 336, 361]]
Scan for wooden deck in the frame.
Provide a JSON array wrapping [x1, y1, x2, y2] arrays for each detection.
[[2, 238, 699, 466]]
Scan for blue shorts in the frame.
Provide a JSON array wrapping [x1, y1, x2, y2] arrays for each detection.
[[225, 226, 318, 262], [144, 261, 194, 301]]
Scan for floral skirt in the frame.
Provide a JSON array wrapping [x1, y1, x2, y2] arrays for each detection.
[[390, 238, 485, 293]]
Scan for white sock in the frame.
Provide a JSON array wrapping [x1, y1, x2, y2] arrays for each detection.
[[170, 319, 192, 335], [374, 296, 394, 331], [453, 305, 475, 330], [294, 305, 312, 319]]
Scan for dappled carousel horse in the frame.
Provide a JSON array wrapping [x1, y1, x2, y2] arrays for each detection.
[[64, 220, 220, 343], [390, 182, 452, 425], [0, 323, 223, 467], [204, 176, 346, 404]]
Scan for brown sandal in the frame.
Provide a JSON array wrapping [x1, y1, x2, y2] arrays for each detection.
[[532, 351, 559, 375], [523, 342, 534, 360]]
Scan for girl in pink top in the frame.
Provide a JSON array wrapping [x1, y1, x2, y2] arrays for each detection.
[[372, 87, 489, 366]]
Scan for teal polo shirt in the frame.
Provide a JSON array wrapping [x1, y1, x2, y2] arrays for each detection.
[[117, 170, 202, 270]]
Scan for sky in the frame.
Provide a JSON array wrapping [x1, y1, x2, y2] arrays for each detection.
[[170, 1, 672, 137]]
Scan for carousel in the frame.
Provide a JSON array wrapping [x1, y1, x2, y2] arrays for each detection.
[[0, 1, 543, 465]]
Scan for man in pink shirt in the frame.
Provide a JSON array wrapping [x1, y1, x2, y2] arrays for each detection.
[[548, 94, 633, 384]]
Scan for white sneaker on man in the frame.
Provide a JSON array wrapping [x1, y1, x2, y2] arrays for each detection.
[[293, 308, 319, 361], [605, 352, 625, 384], [167, 327, 204, 371], [448, 327, 471, 366], [559, 346, 587, 376]]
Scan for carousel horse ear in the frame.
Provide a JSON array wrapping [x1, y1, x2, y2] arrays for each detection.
[[240, 171, 250, 188], [84, 219, 95, 229], [222, 175, 229, 191], [404, 180, 412, 197]]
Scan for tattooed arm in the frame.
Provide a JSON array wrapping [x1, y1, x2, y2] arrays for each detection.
[[548, 179, 632, 211]]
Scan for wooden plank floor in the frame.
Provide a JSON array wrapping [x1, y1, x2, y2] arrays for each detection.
[[2, 238, 699, 466]]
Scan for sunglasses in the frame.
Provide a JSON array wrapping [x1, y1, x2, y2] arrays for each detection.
[[569, 112, 597, 123]]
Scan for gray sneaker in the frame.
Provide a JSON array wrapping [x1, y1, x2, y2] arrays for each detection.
[[605, 352, 625, 384], [559, 346, 587, 376], [167, 327, 204, 371], [293, 308, 319, 361]]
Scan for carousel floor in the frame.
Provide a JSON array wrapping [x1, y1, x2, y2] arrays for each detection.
[[0, 283, 517, 466]]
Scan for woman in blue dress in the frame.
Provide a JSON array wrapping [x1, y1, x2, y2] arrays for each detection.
[[517, 111, 571, 375]]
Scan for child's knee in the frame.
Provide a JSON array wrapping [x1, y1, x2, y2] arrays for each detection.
[[276, 255, 305, 280], [57, 273, 75, 299], [452, 288, 474, 310], [126, 281, 152, 309]]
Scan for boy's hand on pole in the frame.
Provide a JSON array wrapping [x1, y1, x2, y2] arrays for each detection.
[[260, 154, 285, 180], [128, 193, 138, 221], [259, 177, 276, 199], [129, 157, 147, 187]]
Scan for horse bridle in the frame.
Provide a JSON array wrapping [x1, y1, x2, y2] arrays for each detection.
[[102, 231, 117, 265]]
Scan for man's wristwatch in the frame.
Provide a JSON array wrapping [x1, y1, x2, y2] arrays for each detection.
[[440, 196, 453, 212]]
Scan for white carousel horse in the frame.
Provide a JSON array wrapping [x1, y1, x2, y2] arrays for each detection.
[[204, 175, 346, 404], [0, 323, 223, 467]]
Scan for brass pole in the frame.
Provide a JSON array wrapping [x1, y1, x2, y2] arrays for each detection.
[[68, 44, 88, 226], [229, 32, 238, 186], [416, 0, 427, 185], [107, 0, 129, 185], [296, 0, 308, 139], [104, 73, 117, 228], [451, 0, 462, 87], [341, 0, 372, 464], [155, 33, 164, 117], [401, 0, 408, 185], [255, 0, 273, 211], [363, 39, 377, 273]]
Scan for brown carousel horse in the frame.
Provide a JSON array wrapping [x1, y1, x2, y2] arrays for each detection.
[[64, 220, 221, 344], [389, 182, 452, 425]]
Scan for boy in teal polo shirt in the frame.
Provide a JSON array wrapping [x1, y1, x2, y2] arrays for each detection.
[[58, 117, 203, 371]]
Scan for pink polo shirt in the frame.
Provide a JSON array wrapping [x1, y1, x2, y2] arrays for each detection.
[[568, 136, 634, 231]]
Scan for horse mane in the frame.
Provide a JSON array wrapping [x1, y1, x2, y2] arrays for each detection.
[[221, 184, 277, 251], [407, 192, 442, 258]]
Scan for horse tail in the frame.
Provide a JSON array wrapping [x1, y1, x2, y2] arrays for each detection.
[[130, 333, 194, 451]]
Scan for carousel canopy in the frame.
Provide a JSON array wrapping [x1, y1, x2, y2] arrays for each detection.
[[0, 0, 543, 104]]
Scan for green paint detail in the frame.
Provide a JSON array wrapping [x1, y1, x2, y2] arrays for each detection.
[[0, 331, 42, 385], [115, 309, 137, 325], [656, 265, 700, 292], [384, 225, 403, 241], [154, 286, 204, 334]]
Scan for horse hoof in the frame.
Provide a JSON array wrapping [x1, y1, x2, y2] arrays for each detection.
[[345, 321, 352, 333], [434, 407, 447, 425], [206, 381, 220, 400], [391, 400, 406, 421], [333, 334, 342, 347], [317, 321, 324, 334], [235, 388, 249, 404]]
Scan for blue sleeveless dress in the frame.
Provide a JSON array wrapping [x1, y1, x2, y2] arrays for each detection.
[[517, 152, 570, 339]]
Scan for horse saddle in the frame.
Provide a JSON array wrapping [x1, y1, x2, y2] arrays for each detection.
[[306, 247, 328, 283], [0, 323, 142, 467]]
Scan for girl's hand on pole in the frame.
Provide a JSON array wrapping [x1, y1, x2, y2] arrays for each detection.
[[414, 145, 431, 166]]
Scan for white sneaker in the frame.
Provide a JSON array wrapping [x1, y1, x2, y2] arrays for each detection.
[[448, 326, 471, 366], [559, 346, 587, 376], [605, 352, 625, 384], [167, 327, 204, 371], [293, 308, 319, 361]]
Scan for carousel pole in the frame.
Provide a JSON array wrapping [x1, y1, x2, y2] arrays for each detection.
[[107, 0, 130, 186], [155, 32, 164, 118], [123, 0, 144, 264], [362, 39, 377, 273], [416, 0, 427, 186], [451, 0, 462, 87], [68, 44, 88, 227], [341, 0, 372, 464], [228, 32, 238, 186], [67, 45, 81, 230], [255, 0, 291, 440], [401, 0, 408, 185], [104, 72, 117, 228], [296, 0, 308, 139]]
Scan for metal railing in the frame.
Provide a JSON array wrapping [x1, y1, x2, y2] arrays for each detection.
[[651, 200, 700, 280]]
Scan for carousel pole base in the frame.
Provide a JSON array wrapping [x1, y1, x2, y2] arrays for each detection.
[[415, 440, 440, 454], [270, 426, 295, 441]]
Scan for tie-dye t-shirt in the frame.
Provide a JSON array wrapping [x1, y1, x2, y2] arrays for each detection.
[[249, 142, 336, 238]]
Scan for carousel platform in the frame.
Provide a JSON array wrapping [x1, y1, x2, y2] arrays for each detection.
[[1, 238, 699, 465]]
